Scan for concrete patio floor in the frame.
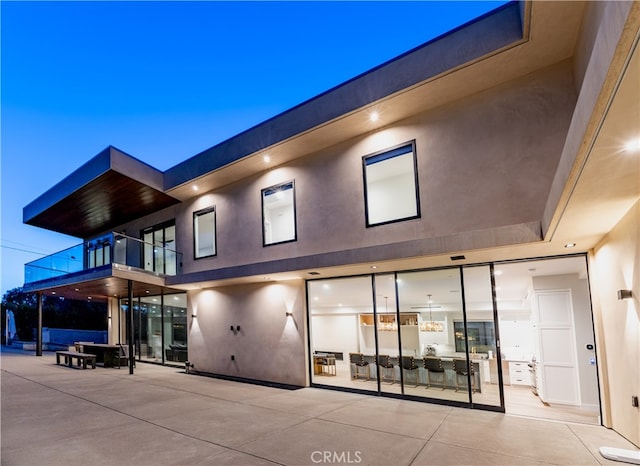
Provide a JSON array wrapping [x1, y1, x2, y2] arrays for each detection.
[[1, 347, 638, 466]]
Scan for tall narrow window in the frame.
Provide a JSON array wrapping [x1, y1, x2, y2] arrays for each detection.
[[262, 180, 296, 246], [194, 206, 216, 259], [142, 221, 176, 275], [363, 141, 420, 226]]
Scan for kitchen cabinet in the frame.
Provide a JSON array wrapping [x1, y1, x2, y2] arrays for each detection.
[[508, 361, 530, 386]]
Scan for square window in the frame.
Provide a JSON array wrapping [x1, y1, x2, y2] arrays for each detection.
[[262, 180, 296, 246], [363, 141, 420, 226], [194, 207, 216, 259]]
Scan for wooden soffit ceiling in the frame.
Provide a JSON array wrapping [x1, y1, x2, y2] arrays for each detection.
[[23, 146, 180, 238]]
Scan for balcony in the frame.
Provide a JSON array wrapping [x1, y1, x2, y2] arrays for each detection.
[[24, 232, 183, 285]]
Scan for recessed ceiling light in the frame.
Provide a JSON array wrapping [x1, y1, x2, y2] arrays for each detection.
[[369, 111, 379, 122], [263, 154, 271, 163], [51, 291, 56, 295], [371, 265, 378, 269], [192, 185, 198, 191], [623, 138, 640, 152], [565, 242, 576, 248]]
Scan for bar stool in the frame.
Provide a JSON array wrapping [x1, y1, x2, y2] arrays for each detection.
[[453, 358, 475, 392], [377, 355, 395, 383], [349, 352, 370, 381], [401, 356, 419, 387], [424, 356, 446, 390]]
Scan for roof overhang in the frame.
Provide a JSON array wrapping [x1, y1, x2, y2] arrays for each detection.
[[163, 1, 531, 198], [23, 146, 180, 238]]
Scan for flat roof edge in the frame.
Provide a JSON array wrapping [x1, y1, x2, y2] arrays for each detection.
[[164, 1, 524, 190]]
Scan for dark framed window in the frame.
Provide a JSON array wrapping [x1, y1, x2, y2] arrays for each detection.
[[261, 180, 296, 246], [142, 220, 176, 275], [193, 206, 216, 259], [362, 141, 420, 227]]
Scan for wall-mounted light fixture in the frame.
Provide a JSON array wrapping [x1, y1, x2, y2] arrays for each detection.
[[191, 314, 197, 318], [230, 325, 240, 332], [618, 289, 633, 300], [285, 311, 293, 317]]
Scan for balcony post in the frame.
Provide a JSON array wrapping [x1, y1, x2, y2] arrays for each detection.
[[127, 280, 134, 374], [36, 292, 43, 356]]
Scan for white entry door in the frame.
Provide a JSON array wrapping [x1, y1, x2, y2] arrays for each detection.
[[534, 290, 580, 406]]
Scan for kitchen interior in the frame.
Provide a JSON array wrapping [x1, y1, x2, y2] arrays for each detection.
[[309, 256, 600, 425]]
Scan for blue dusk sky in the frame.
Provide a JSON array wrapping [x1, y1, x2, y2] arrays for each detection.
[[1, 0, 508, 296]]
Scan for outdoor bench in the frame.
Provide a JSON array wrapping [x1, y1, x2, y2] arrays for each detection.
[[55, 351, 97, 369]]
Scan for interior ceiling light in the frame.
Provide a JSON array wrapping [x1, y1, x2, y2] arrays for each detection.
[[623, 137, 640, 152], [411, 294, 444, 332]]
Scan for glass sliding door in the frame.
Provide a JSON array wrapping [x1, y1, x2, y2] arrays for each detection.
[[373, 274, 401, 394], [142, 222, 176, 275], [164, 293, 187, 364], [308, 276, 376, 392], [306, 263, 514, 412], [140, 295, 163, 362], [396, 268, 466, 401], [494, 256, 600, 424], [462, 265, 501, 408]]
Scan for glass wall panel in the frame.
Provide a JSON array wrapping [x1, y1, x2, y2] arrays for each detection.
[[143, 231, 154, 272], [140, 295, 163, 362], [396, 268, 466, 401], [374, 274, 401, 395], [154, 229, 165, 274], [164, 225, 176, 275], [308, 276, 376, 392], [164, 293, 187, 364], [463, 265, 501, 407]]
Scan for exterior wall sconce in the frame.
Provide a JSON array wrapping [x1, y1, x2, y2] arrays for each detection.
[[230, 325, 240, 331], [285, 311, 293, 317], [191, 314, 197, 318], [617, 290, 633, 300]]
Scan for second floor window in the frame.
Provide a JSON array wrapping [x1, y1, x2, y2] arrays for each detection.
[[194, 206, 216, 259], [262, 180, 296, 246], [142, 221, 176, 275], [363, 141, 420, 226]]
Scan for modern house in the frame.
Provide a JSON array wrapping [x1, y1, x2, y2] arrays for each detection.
[[22, 1, 639, 448]]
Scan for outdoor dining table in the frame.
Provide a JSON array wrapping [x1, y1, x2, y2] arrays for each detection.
[[80, 343, 121, 367]]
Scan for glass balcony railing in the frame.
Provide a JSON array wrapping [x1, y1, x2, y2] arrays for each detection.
[[24, 232, 183, 284]]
